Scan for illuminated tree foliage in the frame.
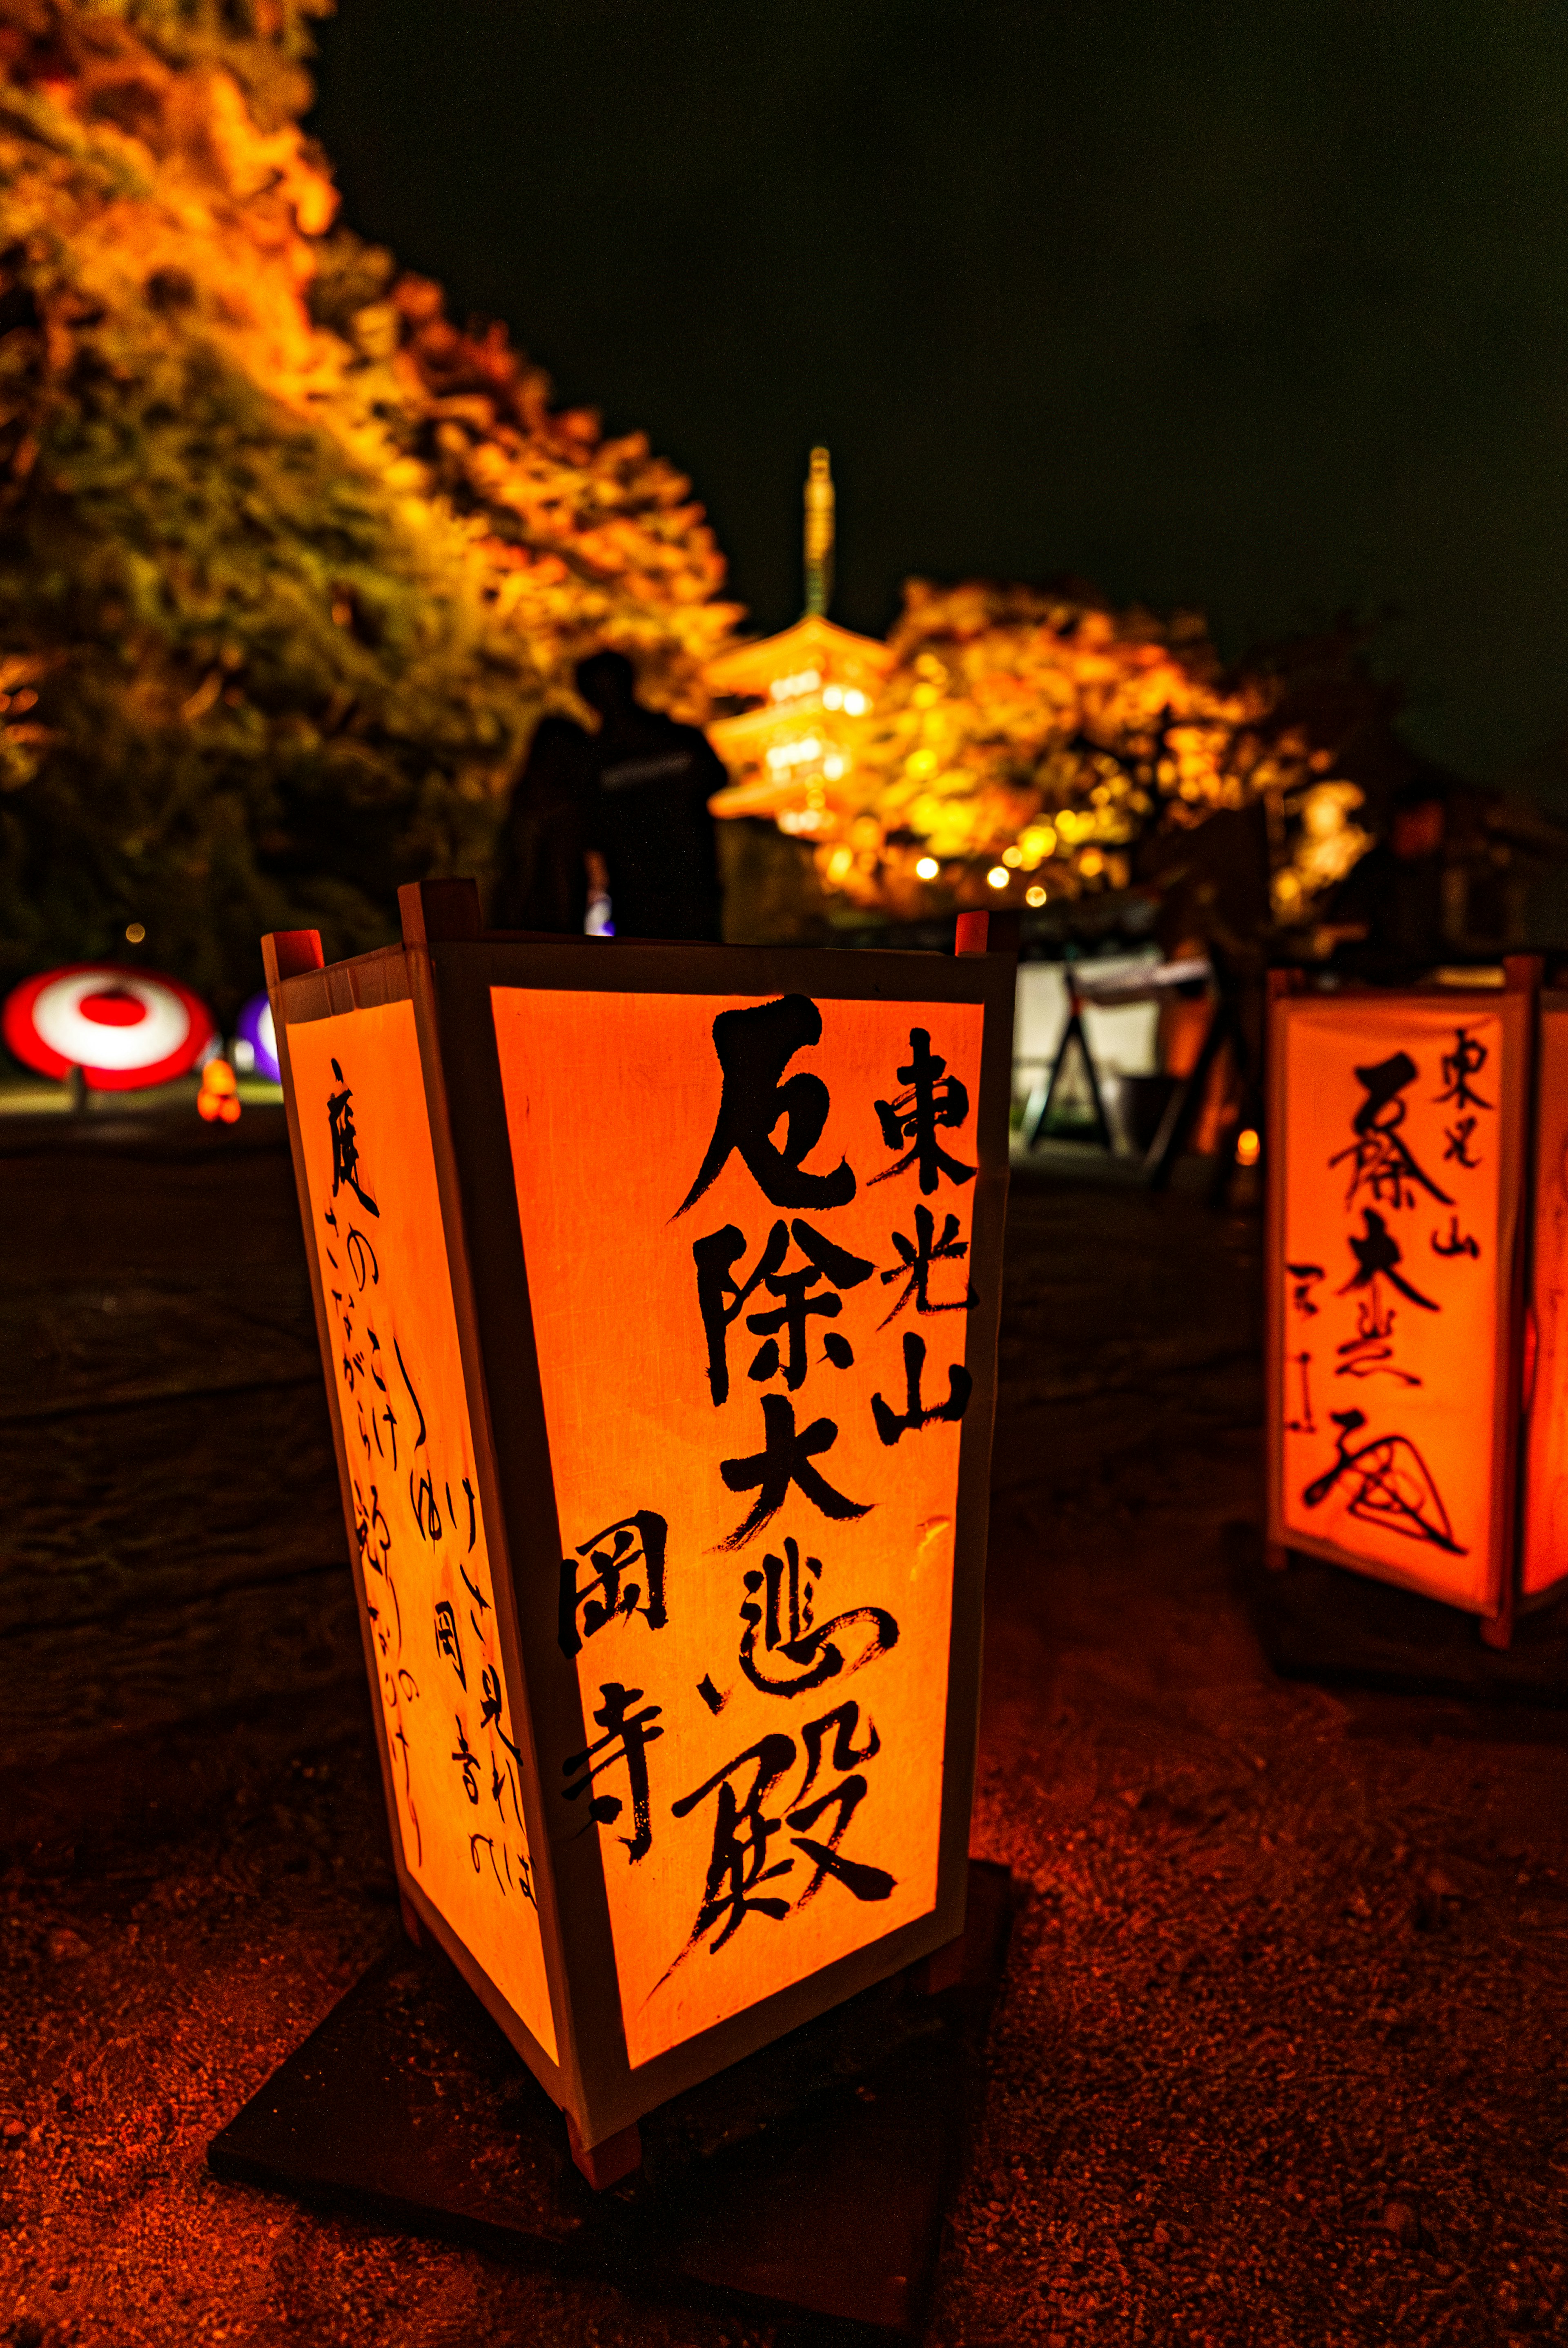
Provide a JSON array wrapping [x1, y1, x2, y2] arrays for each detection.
[[795, 579, 1372, 926], [0, 0, 738, 1009]]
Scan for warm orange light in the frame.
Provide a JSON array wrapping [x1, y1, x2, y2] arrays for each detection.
[[1025, 885, 1047, 908], [1523, 1005, 1568, 1596], [1235, 1127, 1261, 1168], [986, 865, 1009, 890], [718, 581, 1365, 915], [493, 985, 982, 2068], [197, 1057, 241, 1122], [1275, 1000, 1510, 1610], [705, 615, 893, 827], [289, 1003, 557, 2063], [915, 856, 939, 880]]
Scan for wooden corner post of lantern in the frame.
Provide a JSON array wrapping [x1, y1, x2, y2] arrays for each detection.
[[1263, 957, 1568, 1647], [263, 889, 1016, 2188]]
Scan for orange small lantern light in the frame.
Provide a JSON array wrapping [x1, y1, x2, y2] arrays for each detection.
[[263, 884, 1014, 2183], [1265, 960, 1568, 1642], [197, 1057, 241, 1123]]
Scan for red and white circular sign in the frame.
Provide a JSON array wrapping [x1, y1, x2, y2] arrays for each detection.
[[3, 964, 217, 1090]]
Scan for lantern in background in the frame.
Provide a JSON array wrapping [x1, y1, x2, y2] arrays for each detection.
[[197, 1057, 241, 1124], [1265, 961, 1568, 1645], [233, 988, 281, 1084], [263, 883, 1013, 2185], [1519, 989, 1568, 1610], [3, 962, 215, 1090]]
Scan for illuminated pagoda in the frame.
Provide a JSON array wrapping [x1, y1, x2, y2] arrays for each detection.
[[705, 447, 892, 851]]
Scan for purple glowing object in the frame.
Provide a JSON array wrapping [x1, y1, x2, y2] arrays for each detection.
[[235, 990, 280, 1084]]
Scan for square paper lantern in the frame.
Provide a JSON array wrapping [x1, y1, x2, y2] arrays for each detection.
[[1265, 968, 1535, 1634], [1520, 990, 1568, 1607], [263, 883, 1014, 2181]]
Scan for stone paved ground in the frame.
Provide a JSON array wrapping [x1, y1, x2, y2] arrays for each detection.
[[1, 1129, 1565, 2348]]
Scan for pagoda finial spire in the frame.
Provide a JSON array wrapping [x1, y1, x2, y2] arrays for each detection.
[[803, 446, 834, 618]]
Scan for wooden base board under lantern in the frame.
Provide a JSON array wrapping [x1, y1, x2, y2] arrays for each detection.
[[208, 1858, 1013, 2339]]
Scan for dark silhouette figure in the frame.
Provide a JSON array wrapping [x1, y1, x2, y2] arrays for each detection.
[[1327, 790, 1448, 979], [492, 651, 725, 936], [577, 650, 725, 940], [489, 714, 595, 933]]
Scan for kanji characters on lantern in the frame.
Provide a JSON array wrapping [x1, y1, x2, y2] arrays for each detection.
[[264, 884, 1013, 2179]]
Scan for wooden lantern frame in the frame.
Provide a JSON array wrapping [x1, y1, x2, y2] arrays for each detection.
[[264, 882, 1016, 2176], [1263, 956, 1568, 1646]]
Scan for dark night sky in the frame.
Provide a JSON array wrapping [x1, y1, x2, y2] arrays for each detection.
[[309, 0, 1568, 788]]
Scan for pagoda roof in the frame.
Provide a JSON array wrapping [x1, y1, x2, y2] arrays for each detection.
[[706, 767, 815, 821], [707, 701, 835, 766], [704, 613, 892, 699]]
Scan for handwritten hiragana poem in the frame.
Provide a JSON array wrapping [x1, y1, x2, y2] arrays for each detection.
[[494, 986, 984, 2069], [290, 1001, 557, 2064], [1276, 998, 1515, 1609]]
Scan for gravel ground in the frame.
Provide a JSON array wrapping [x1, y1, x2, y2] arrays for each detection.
[[2, 1152, 1565, 2348]]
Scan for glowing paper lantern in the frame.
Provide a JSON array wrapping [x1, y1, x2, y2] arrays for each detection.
[[234, 988, 281, 1084], [264, 883, 1014, 2184], [198, 1057, 241, 1124], [1519, 992, 1568, 1606], [3, 962, 216, 1090], [1265, 966, 1538, 1636]]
